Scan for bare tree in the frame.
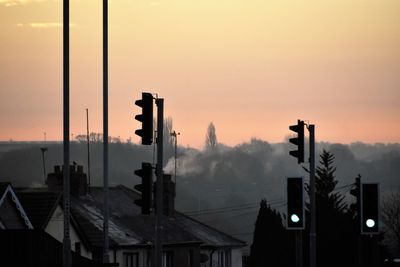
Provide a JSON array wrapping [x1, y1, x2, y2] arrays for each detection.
[[382, 191, 400, 249], [205, 122, 218, 150]]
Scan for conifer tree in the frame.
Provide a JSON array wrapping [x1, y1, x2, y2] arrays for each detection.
[[305, 149, 356, 267], [249, 199, 290, 267]]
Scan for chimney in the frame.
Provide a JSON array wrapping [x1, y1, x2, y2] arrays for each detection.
[[163, 174, 175, 216], [47, 165, 63, 191], [47, 164, 88, 197]]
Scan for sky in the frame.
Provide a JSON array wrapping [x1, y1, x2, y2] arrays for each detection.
[[0, 0, 399, 148]]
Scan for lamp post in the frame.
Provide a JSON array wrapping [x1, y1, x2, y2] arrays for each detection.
[[170, 131, 180, 183]]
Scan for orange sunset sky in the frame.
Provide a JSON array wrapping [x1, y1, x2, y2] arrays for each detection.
[[0, 0, 399, 148]]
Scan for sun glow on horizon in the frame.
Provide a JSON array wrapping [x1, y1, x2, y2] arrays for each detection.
[[0, 0, 399, 148]]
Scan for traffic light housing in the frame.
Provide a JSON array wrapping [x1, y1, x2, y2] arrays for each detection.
[[287, 177, 305, 229], [361, 183, 379, 234], [289, 120, 305, 164], [134, 162, 153, 214], [135, 92, 153, 145]]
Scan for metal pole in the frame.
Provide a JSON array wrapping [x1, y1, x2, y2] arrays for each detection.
[[170, 131, 179, 183], [40, 148, 47, 183], [86, 108, 91, 192], [174, 132, 177, 183], [296, 230, 303, 267], [355, 176, 362, 267], [155, 98, 164, 267], [62, 0, 71, 266], [309, 124, 316, 267], [102, 0, 109, 263]]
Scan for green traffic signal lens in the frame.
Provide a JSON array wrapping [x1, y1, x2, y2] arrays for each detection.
[[290, 214, 300, 223], [366, 219, 375, 228]]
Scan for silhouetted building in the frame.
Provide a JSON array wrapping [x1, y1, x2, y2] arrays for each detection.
[[1, 166, 245, 267]]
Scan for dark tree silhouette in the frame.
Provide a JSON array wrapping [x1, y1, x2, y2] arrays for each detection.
[[249, 199, 290, 267], [205, 122, 218, 150], [382, 191, 400, 254], [305, 149, 356, 267]]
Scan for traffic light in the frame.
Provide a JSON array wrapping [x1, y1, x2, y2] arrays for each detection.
[[134, 162, 153, 214], [289, 120, 305, 164], [135, 92, 153, 145], [287, 177, 304, 229], [361, 183, 379, 234]]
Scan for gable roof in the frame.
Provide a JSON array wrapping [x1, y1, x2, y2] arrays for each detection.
[[16, 190, 61, 229], [0, 182, 33, 229], [70, 185, 245, 249]]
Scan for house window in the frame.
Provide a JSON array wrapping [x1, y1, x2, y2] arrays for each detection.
[[163, 251, 174, 267], [75, 242, 81, 255], [123, 252, 139, 267]]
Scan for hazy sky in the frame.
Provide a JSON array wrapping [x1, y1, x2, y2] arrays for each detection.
[[0, 0, 399, 148]]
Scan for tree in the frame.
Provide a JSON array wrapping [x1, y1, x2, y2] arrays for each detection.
[[249, 199, 290, 267], [315, 149, 347, 212], [305, 149, 356, 267], [382, 191, 400, 252], [205, 122, 217, 150]]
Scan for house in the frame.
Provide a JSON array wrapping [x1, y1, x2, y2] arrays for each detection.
[[16, 188, 93, 259], [4, 165, 246, 267], [0, 182, 94, 266]]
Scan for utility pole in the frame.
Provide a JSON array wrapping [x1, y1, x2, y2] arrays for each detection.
[[62, 0, 71, 266], [102, 0, 110, 264], [170, 130, 180, 183], [86, 108, 91, 192], [155, 98, 164, 267], [308, 124, 316, 267], [40, 147, 48, 184], [41, 131, 48, 184]]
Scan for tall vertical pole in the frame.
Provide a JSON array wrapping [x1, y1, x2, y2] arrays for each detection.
[[40, 148, 47, 183], [296, 231, 303, 267], [62, 0, 71, 266], [102, 0, 109, 263], [174, 133, 177, 183], [155, 98, 164, 267], [309, 124, 316, 267], [355, 176, 362, 267], [170, 131, 179, 183], [86, 108, 91, 192]]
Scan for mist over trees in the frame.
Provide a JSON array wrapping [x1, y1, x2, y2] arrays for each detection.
[[0, 139, 399, 256]]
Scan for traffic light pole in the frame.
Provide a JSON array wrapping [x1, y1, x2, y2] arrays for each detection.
[[155, 98, 164, 267], [295, 230, 303, 267], [309, 124, 316, 267]]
